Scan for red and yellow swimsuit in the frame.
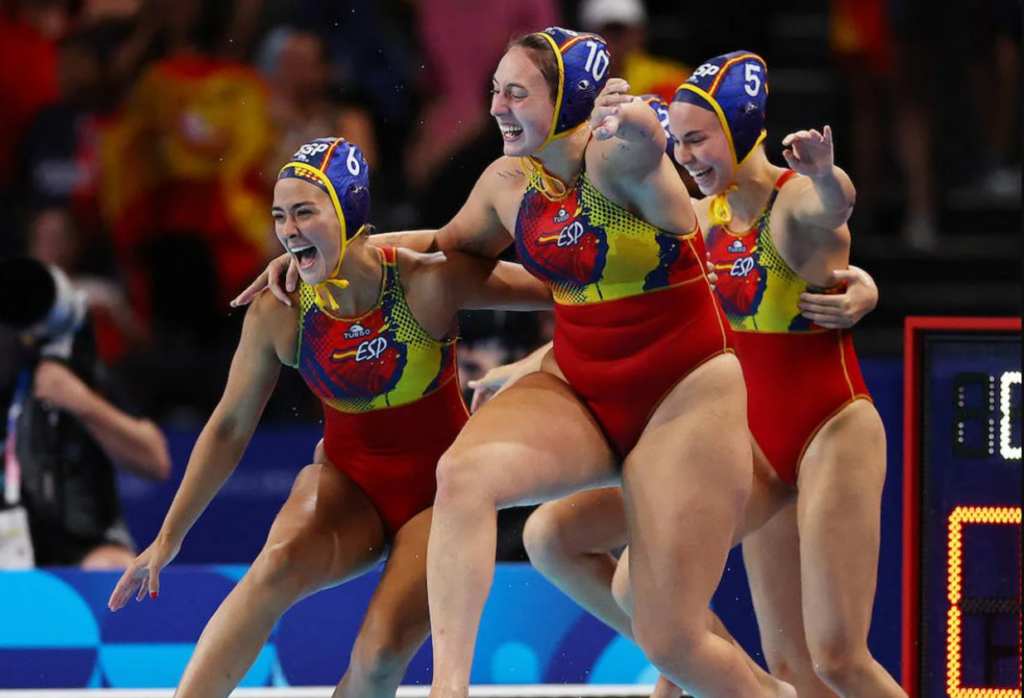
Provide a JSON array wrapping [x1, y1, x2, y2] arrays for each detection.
[[296, 247, 468, 533], [706, 170, 872, 485], [516, 171, 733, 457]]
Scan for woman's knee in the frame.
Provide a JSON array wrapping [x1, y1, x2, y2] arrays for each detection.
[[434, 447, 495, 508], [249, 536, 326, 597], [349, 615, 427, 684], [807, 634, 873, 689], [523, 503, 581, 567], [632, 611, 706, 675], [761, 642, 817, 689]]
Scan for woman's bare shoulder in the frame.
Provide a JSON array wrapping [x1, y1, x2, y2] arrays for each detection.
[[249, 287, 302, 366]]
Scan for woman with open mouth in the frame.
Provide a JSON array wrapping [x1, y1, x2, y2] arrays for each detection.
[[109, 137, 552, 698]]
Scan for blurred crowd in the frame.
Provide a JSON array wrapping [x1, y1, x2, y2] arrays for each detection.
[[1, 0, 1019, 425]]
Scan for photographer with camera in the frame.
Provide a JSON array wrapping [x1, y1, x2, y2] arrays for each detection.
[[0, 257, 171, 569]]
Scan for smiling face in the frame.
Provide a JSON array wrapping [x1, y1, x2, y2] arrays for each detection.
[[490, 47, 558, 158], [669, 101, 736, 197], [271, 177, 343, 286]]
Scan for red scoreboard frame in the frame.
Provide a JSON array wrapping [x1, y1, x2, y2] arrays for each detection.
[[903, 317, 1023, 698]]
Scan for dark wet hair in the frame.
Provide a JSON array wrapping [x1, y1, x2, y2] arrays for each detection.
[[507, 33, 560, 102]]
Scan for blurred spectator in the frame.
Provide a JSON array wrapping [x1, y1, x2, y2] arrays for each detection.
[[888, 0, 941, 251], [21, 28, 114, 258], [258, 28, 379, 172], [97, 3, 274, 320], [579, 0, 691, 103], [832, 0, 940, 250], [26, 208, 145, 364], [0, 0, 61, 234], [0, 257, 170, 569], [80, 0, 142, 23], [457, 340, 507, 403], [86, 0, 276, 418], [830, 0, 896, 227], [249, 0, 418, 119], [27, 208, 81, 274], [962, 0, 1021, 201], [0, 0, 71, 36], [405, 0, 560, 226], [247, 0, 419, 218]]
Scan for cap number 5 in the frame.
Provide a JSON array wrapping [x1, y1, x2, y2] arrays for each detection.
[[744, 64, 763, 97]]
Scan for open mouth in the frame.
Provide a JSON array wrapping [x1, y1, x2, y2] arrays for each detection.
[[291, 245, 318, 270], [500, 124, 524, 143], [689, 166, 714, 184]]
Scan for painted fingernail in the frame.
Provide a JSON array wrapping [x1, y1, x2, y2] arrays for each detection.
[[150, 591, 158, 600]]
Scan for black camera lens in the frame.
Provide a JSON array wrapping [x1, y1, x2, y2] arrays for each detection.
[[0, 257, 57, 330]]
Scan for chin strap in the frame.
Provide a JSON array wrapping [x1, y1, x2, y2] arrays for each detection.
[[313, 224, 367, 311], [710, 130, 769, 227], [709, 184, 740, 227], [519, 156, 572, 202], [520, 121, 592, 202]]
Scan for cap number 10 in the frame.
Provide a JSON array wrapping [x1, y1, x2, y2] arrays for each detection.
[[584, 41, 610, 82]]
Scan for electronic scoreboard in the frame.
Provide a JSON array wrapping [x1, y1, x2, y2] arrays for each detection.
[[903, 318, 1022, 698]]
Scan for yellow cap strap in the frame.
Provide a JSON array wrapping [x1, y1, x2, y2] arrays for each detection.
[[709, 184, 740, 227], [312, 224, 367, 311], [519, 156, 572, 202]]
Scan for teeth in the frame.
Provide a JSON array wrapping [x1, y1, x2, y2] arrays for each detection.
[[291, 245, 315, 254]]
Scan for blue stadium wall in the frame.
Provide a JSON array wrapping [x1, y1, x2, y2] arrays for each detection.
[[0, 359, 904, 688]]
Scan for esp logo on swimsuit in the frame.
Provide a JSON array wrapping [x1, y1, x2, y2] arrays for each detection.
[[355, 337, 389, 362], [557, 221, 586, 248], [730, 257, 756, 278]]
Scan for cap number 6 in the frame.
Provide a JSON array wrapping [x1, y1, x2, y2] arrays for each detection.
[[346, 147, 362, 176]]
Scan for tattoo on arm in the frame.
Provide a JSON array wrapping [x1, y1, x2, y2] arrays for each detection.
[[495, 169, 525, 180]]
